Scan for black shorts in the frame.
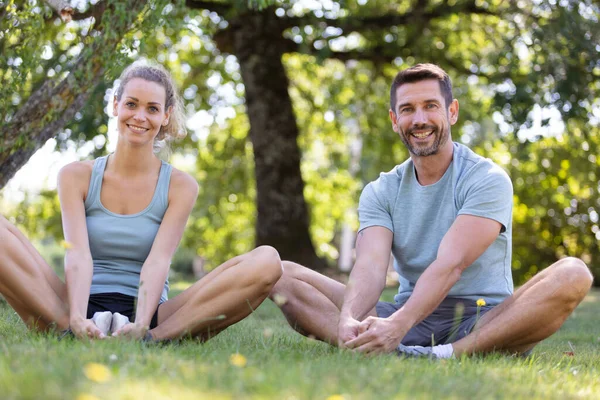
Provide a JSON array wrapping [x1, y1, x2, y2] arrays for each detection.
[[86, 292, 160, 329], [376, 297, 494, 346]]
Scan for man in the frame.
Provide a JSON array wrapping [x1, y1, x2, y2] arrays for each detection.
[[270, 63, 593, 358]]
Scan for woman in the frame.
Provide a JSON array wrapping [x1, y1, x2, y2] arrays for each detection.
[[0, 62, 282, 341]]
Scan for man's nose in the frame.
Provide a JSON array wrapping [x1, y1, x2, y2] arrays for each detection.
[[412, 107, 427, 125]]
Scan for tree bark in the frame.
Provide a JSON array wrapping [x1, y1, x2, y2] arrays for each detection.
[[0, 0, 147, 189], [227, 10, 328, 270]]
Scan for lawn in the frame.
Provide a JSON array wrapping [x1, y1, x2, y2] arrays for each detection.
[[0, 287, 598, 400]]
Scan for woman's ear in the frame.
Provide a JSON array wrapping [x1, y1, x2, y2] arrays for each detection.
[[112, 96, 119, 117]]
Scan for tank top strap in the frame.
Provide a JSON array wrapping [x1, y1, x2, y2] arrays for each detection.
[[156, 160, 173, 209], [84, 156, 108, 209]]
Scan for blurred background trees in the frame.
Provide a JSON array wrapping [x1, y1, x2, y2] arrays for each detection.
[[1, 0, 599, 284]]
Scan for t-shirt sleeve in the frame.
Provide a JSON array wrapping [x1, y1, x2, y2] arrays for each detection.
[[357, 177, 395, 234], [457, 162, 513, 233]]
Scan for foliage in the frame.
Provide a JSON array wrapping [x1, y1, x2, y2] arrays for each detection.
[[0, 289, 599, 399], [2, 0, 600, 281], [478, 123, 600, 283]]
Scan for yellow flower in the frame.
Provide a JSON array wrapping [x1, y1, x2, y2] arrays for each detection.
[[476, 299, 486, 307], [60, 240, 74, 249], [83, 363, 112, 383], [326, 395, 345, 400], [229, 353, 247, 368], [76, 395, 101, 400]]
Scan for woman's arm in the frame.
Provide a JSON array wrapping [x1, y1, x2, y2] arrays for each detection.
[[57, 162, 104, 338], [114, 169, 198, 339]]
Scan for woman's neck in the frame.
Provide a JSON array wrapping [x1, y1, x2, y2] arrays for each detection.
[[109, 142, 161, 177]]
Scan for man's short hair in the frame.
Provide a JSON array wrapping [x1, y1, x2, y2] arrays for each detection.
[[390, 63, 453, 112]]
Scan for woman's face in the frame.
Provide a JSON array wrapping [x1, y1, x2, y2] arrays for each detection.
[[113, 78, 170, 147]]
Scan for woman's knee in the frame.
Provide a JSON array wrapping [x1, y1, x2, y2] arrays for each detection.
[[250, 245, 283, 287]]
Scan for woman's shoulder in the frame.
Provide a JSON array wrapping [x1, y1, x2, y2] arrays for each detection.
[[58, 160, 95, 185], [168, 167, 199, 200]]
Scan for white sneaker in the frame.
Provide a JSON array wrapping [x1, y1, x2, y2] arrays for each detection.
[[111, 312, 130, 333], [91, 311, 112, 336]]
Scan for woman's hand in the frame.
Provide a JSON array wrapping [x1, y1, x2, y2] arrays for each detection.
[[70, 316, 105, 339], [112, 322, 148, 340]]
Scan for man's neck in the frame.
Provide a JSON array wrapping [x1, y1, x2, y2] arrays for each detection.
[[411, 141, 454, 186]]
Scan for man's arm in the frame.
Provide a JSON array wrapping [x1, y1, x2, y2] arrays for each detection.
[[345, 214, 501, 353], [338, 226, 392, 345]]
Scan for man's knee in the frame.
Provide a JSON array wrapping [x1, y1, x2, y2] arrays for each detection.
[[553, 257, 593, 303]]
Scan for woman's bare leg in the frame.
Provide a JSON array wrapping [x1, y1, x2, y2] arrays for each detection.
[[0, 216, 69, 331], [150, 245, 283, 340]]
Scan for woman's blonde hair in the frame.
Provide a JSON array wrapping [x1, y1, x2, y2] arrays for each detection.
[[114, 61, 186, 151]]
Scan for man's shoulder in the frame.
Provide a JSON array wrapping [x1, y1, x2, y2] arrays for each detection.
[[453, 143, 511, 184], [365, 159, 410, 193]]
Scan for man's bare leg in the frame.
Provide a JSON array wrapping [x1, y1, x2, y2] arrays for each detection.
[[452, 257, 593, 356], [269, 261, 377, 344]]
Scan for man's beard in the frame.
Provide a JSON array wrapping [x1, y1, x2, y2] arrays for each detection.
[[399, 124, 449, 157]]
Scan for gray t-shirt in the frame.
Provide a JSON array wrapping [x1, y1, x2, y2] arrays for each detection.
[[358, 142, 513, 306]]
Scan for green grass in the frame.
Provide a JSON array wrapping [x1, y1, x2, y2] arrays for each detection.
[[0, 288, 598, 400]]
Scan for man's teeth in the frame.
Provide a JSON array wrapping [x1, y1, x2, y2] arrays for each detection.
[[412, 130, 433, 138]]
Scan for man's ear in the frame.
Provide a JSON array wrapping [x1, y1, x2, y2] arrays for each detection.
[[389, 109, 398, 132], [448, 99, 459, 125]]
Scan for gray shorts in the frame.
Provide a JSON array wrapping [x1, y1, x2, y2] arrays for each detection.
[[376, 297, 494, 346]]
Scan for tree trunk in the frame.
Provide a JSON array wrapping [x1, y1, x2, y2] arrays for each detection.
[[228, 10, 328, 270], [0, 0, 147, 189]]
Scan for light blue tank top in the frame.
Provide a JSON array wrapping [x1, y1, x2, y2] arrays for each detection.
[[85, 155, 172, 302]]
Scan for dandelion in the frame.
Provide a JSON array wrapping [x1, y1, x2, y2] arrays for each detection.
[[272, 294, 288, 306], [60, 240, 74, 249], [326, 395, 345, 400], [229, 353, 247, 368], [262, 328, 274, 339], [476, 299, 486, 307], [83, 363, 111, 383], [76, 395, 100, 400]]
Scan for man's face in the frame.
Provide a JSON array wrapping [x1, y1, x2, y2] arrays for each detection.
[[389, 79, 458, 157]]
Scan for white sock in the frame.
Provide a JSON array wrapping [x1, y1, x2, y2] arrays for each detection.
[[432, 343, 454, 359]]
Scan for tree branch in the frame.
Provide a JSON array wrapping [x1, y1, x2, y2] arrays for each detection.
[[42, 0, 107, 22], [0, 0, 148, 188], [185, 0, 232, 15], [43, 0, 73, 22], [71, 1, 108, 21], [278, 0, 498, 34]]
